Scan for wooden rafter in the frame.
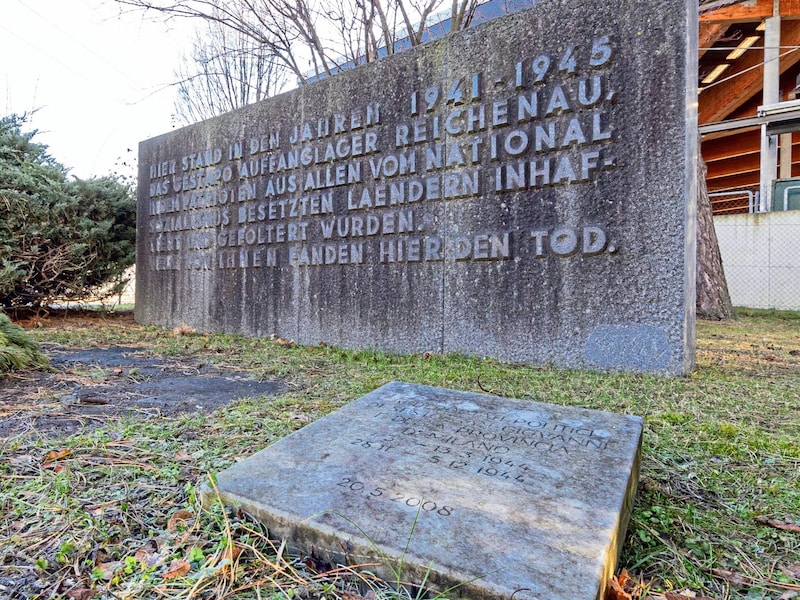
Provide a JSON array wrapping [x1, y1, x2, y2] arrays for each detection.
[[700, 0, 748, 14], [700, 0, 800, 23], [700, 3, 800, 213], [702, 130, 761, 160], [699, 23, 728, 58], [707, 138, 800, 174], [707, 170, 763, 190], [707, 153, 760, 179], [699, 20, 800, 124]]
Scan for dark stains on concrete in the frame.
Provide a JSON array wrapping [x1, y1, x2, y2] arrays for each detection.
[[0, 344, 285, 437]]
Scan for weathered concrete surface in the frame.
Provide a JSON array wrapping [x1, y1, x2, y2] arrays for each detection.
[[204, 382, 643, 600], [137, 0, 697, 375]]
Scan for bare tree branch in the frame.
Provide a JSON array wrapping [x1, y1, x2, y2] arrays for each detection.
[[114, 0, 484, 86], [173, 14, 287, 124]]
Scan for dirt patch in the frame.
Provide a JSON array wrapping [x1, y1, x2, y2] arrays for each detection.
[[0, 341, 285, 438]]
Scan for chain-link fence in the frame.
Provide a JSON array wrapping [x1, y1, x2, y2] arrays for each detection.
[[709, 189, 758, 214], [714, 210, 800, 311]]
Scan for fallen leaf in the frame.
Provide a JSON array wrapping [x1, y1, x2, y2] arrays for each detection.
[[172, 324, 196, 336], [711, 568, 750, 586], [219, 544, 243, 564], [783, 562, 800, 580], [617, 569, 631, 589], [42, 448, 72, 463], [755, 516, 800, 534], [134, 540, 162, 567], [167, 509, 194, 531], [134, 539, 158, 558], [161, 559, 191, 580], [66, 589, 98, 600], [605, 576, 631, 600], [665, 592, 715, 600], [96, 560, 122, 580], [217, 543, 244, 575], [612, 568, 652, 599], [780, 590, 799, 600]]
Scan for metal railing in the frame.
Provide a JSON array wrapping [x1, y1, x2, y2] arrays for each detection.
[[709, 189, 757, 214], [780, 185, 800, 211]]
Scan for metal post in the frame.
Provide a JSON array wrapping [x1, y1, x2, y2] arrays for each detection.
[[760, 13, 781, 212], [760, 125, 776, 212]]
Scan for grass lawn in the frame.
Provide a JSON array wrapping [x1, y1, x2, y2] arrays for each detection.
[[0, 309, 798, 599]]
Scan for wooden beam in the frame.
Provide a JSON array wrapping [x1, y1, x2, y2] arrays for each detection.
[[707, 170, 762, 190], [699, 64, 800, 136], [707, 152, 761, 179], [781, 0, 800, 17], [701, 0, 800, 23], [699, 23, 728, 59], [702, 131, 761, 160], [699, 20, 800, 124], [726, 95, 761, 120], [701, 0, 771, 23], [706, 142, 800, 182]]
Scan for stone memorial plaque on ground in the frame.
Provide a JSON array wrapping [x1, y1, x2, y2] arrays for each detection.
[[136, 0, 697, 375], [205, 382, 643, 600]]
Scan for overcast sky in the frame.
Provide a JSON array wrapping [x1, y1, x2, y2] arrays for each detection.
[[1, 0, 194, 179]]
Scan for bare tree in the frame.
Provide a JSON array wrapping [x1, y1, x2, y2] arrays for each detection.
[[113, 0, 480, 83], [173, 14, 287, 124], [450, 0, 479, 31]]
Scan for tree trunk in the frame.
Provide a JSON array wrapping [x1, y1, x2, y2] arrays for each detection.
[[696, 151, 735, 320]]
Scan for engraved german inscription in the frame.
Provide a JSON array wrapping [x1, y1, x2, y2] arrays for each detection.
[[142, 33, 619, 273], [137, 0, 695, 375]]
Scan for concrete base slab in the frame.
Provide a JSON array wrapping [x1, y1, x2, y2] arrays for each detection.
[[203, 382, 643, 600]]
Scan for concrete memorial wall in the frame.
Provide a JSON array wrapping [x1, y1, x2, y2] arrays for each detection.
[[136, 0, 697, 375]]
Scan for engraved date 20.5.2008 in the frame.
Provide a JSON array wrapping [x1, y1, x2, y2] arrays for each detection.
[[335, 476, 453, 517]]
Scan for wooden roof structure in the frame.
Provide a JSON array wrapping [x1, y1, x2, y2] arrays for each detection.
[[699, 0, 800, 213]]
